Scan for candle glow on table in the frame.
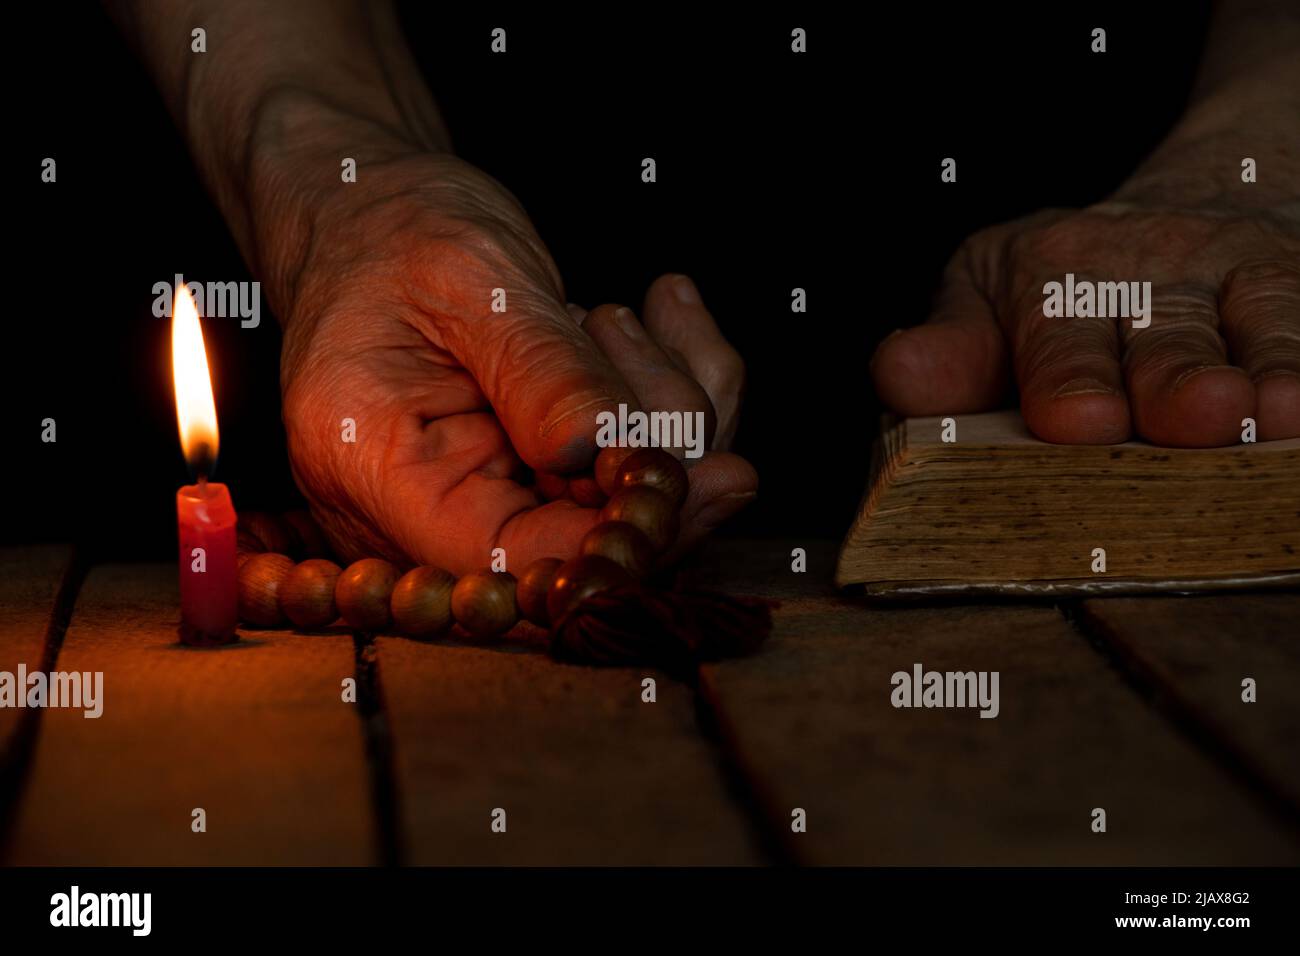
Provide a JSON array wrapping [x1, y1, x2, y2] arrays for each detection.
[[172, 285, 239, 646]]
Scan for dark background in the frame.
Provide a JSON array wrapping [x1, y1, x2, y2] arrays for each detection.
[[6, 2, 1211, 558]]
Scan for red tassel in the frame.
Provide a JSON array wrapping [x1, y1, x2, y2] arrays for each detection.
[[549, 584, 777, 670]]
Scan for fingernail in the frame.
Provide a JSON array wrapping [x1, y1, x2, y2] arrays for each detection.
[[673, 275, 700, 305], [1253, 368, 1300, 384], [540, 392, 618, 443], [1053, 377, 1116, 398], [1172, 364, 1236, 393], [615, 307, 647, 341], [694, 491, 757, 529]]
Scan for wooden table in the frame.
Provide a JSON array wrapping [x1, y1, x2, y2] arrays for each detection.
[[2, 541, 1297, 865]]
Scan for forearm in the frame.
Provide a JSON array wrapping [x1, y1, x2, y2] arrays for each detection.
[[105, 0, 449, 304], [1117, 0, 1300, 205], [1193, 0, 1300, 106]]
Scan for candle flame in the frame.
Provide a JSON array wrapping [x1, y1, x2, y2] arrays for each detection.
[[171, 285, 219, 472]]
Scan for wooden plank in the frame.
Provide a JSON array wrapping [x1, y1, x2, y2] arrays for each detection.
[[1082, 593, 1300, 811], [6, 564, 375, 865], [0, 546, 75, 763], [377, 633, 761, 864], [696, 539, 1300, 865]]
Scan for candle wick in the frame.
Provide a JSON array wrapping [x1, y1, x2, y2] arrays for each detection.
[[197, 474, 208, 495]]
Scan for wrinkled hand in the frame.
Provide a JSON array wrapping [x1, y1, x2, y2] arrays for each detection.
[[274, 152, 755, 572], [872, 161, 1300, 446]]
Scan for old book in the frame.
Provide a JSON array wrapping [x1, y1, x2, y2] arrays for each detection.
[[835, 411, 1300, 597]]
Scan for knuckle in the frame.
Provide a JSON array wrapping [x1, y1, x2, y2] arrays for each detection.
[[1014, 318, 1115, 385], [1006, 214, 1082, 266], [1150, 283, 1219, 319], [712, 346, 746, 392], [1221, 256, 1300, 302], [1122, 287, 1225, 371]]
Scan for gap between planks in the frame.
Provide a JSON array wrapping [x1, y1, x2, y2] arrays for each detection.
[[351, 632, 405, 866], [0, 547, 87, 859], [687, 538, 1300, 864], [6, 562, 374, 865], [0, 553, 396, 865], [1061, 599, 1300, 835]]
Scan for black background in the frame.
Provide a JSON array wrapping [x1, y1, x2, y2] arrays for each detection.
[[6, 2, 1211, 557]]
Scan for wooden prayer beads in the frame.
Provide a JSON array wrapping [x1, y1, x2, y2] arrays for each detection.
[[579, 521, 655, 578], [546, 555, 633, 627], [335, 558, 401, 631], [390, 566, 455, 637], [614, 448, 688, 506], [235, 447, 690, 642], [237, 552, 295, 626], [594, 446, 637, 496], [516, 557, 562, 626], [279, 559, 342, 629], [600, 486, 679, 552], [451, 570, 519, 638]]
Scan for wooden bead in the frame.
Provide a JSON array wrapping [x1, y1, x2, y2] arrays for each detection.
[[534, 471, 569, 502], [580, 521, 655, 578], [568, 474, 609, 508], [237, 552, 295, 627], [335, 558, 401, 631], [516, 558, 563, 627], [390, 566, 456, 638], [279, 559, 342, 630], [451, 570, 519, 638], [600, 486, 680, 553], [282, 509, 332, 559], [237, 511, 296, 556], [594, 446, 638, 496], [546, 555, 633, 626], [616, 448, 689, 507]]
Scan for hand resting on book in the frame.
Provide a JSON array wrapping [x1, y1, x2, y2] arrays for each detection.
[[870, 1, 1300, 448]]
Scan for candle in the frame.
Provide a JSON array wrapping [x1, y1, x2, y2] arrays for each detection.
[[172, 285, 238, 646]]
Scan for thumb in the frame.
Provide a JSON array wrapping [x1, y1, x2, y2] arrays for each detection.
[[440, 286, 639, 473], [871, 239, 1009, 415]]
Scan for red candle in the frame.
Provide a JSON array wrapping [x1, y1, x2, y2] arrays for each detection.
[[172, 285, 238, 646]]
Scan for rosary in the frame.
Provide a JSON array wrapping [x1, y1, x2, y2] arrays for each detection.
[[233, 446, 773, 671]]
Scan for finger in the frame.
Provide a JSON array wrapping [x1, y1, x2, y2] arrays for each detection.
[[497, 499, 604, 570], [380, 409, 604, 573], [437, 490, 604, 576], [495, 452, 759, 573], [666, 451, 758, 562], [436, 291, 637, 473], [566, 302, 588, 324], [583, 303, 717, 456], [394, 433, 755, 573], [1003, 281, 1131, 444], [1219, 259, 1300, 440], [642, 274, 746, 450], [1121, 284, 1254, 447], [870, 244, 1010, 417]]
